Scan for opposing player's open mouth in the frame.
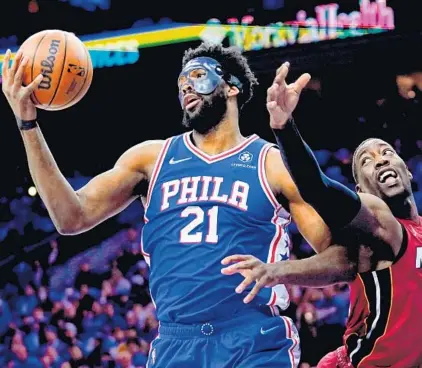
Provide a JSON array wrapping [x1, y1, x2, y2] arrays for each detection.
[[377, 167, 399, 186]]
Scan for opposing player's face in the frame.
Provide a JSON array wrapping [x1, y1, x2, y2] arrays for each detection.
[[355, 140, 412, 199], [179, 70, 228, 134]]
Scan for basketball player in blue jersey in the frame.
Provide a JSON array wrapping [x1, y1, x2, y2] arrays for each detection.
[[3, 44, 333, 367]]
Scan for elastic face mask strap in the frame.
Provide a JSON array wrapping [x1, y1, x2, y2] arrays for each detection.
[[225, 74, 243, 93]]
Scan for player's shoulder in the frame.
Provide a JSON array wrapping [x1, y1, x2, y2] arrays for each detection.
[[265, 145, 283, 169], [259, 143, 294, 197], [116, 133, 187, 171], [357, 192, 394, 217], [355, 192, 404, 256], [240, 136, 282, 170], [356, 192, 400, 231], [252, 135, 276, 148], [116, 139, 166, 173], [246, 135, 279, 158], [121, 139, 166, 159]]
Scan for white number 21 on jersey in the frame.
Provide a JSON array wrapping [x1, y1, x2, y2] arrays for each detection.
[[180, 206, 219, 244]]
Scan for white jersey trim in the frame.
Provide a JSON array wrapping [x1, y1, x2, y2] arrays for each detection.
[[144, 137, 173, 220], [281, 316, 301, 368], [183, 132, 259, 164], [258, 142, 291, 311]]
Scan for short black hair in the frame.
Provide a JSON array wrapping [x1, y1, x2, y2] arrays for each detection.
[[182, 42, 258, 109]]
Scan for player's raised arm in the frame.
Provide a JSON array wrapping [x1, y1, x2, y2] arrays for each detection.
[[2, 49, 163, 235], [266, 62, 403, 256]]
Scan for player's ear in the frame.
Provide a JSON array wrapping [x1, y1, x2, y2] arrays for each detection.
[[227, 84, 240, 97], [355, 184, 361, 193]]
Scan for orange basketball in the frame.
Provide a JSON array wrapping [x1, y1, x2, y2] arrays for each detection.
[[19, 29, 93, 111]]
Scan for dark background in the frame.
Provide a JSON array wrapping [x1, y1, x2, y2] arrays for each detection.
[[0, 0, 421, 270]]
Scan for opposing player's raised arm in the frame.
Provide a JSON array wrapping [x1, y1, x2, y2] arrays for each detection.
[[266, 62, 402, 256], [270, 117, 403, 256]]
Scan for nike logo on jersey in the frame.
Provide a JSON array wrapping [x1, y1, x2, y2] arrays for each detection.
[[169, 157, 192, 165], [260, 326, 280, 335]]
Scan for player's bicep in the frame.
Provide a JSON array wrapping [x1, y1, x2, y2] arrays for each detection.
[[75, 140, 163, 231], [76, 165, 144, 230]]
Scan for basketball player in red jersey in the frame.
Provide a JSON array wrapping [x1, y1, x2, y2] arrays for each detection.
[[222, 63, 422, 368]]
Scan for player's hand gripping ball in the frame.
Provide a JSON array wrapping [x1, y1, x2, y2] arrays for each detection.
[[2, 29, 93, 120]]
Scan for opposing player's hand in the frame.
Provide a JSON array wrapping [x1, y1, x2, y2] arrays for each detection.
[[267, 62, 311, 130], [221, 255, 280, 303], [2, 49, 43, 120]]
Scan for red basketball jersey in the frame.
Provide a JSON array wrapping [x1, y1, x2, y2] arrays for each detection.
[[343, 217, 422, 368]]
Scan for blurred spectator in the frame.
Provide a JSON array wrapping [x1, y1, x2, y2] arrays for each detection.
[[15, 284, 39, 318], [110, 268, 131, 297], [48, 240, 59, 266], [0, 298, 13, 336], [75, 263, 97, 289], [12, 262, 33, 291], [33, 261, 49, 289]]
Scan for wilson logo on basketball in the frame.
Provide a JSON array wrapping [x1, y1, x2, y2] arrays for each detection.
[[39, 39, 61, 90], [67, 64, 86, 77]]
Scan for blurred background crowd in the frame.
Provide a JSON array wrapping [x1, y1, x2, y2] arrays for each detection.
[[1, 146, 419, 367], [0, 226, 156, 368], [1, 0, 421, 367]]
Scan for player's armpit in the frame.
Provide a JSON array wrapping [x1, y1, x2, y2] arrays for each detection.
[[347, 192, 403, 258], [265, 147, 332, 253], [67, 140, 164, 235]]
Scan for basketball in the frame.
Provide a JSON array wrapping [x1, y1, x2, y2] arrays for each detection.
[[19, 29, 93, 111]]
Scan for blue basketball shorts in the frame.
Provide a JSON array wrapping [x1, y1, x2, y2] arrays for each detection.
[[146, 310, 300, 368]]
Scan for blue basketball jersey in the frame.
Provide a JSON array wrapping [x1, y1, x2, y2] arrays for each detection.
[[141, 132, 291, 324]]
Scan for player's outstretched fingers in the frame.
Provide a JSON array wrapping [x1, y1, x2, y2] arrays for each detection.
[[8, 51, 23, 84], [292, 73, 311, 95], [1, 49, 11, 83], [221, 254, 251, 266], [22, 74, 43, 99], [273, 62, 290, 86], [266, 83, 279, 104], [221, 259, 257, 275], [12, 56, 28, 94], [235, 276, 254, 294], [243, 278, 267, 304]]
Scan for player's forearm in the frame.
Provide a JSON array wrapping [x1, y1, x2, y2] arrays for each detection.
[[273, 119, 361, 229], [276, 245, 357, 287], [20, 126, 85, 234]]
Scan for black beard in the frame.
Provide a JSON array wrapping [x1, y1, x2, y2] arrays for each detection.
[[182, 89, 227, 134]]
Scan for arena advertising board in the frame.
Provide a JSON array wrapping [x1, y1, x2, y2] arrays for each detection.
[[201, 0, 395, 51], [0, 0, 394, 74]]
